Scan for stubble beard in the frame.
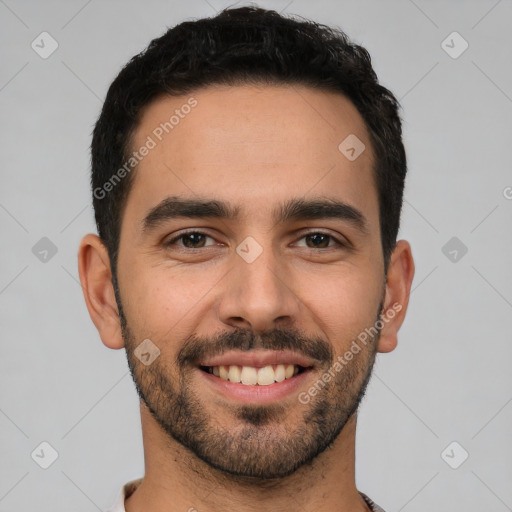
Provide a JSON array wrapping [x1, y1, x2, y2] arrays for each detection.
[[115, 283, 381, 480]]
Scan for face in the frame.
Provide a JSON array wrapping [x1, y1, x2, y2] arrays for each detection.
[[114, 84, 386, 479]]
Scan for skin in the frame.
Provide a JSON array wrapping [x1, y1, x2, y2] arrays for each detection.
[[78, 84, 414, 512]]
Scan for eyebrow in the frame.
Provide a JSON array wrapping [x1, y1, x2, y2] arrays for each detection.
[[141, 196, 369, 235]]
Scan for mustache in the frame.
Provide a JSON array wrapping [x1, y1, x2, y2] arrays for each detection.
[[177, 327, 333, 368]]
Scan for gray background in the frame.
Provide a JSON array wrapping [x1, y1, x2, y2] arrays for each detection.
[[1, 0, 511, 510]]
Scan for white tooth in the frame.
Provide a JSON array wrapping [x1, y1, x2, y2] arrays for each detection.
[[212, 366, 220, 377], [240, 366, 258, 385], [285, 364, 295, 379], [228, 365, 241, 383], [219, 365, 229, 380], [274, 364, 286, 382], [257, 365, 276, 386]]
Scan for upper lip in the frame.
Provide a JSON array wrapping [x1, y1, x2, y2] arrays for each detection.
[[199, 350, 315, 368]]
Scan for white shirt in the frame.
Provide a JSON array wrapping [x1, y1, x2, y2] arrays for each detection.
[[107, 478, 386, 512]]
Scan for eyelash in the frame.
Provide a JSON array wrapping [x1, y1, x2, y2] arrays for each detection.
[[165, 230, 347, 250]]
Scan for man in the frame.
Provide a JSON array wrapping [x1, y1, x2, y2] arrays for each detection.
[[78, 6, 414, 512]]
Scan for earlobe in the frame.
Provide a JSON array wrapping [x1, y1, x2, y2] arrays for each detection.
[[377, 240, 415, 354], [77, 234, 125, 349]]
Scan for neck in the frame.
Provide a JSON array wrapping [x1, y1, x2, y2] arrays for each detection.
[[125, 403, 369, 512]]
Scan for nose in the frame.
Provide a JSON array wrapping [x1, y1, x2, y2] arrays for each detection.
[[215, 242, 301, 333]]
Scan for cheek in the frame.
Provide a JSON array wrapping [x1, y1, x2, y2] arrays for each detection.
[[121, 262, 223, 335], [296, 264, 382, 344]]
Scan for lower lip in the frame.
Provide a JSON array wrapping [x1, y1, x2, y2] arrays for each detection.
[[197, 368, 314, 405]]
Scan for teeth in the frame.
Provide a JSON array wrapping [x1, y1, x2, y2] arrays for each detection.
[[285, 364, 295, 379], [257, 365, 275, 386], [219, 365, 229, 380], [241, 366, 258, 385], [274, 364, 286, 382], [228, 365, 241, 383], [208, 363, 305, 385]]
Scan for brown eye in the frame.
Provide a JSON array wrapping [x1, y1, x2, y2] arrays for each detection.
[[296, 232, 344, 249], [181, 233, 207, 248], [166, 231, 215, 249], [304, 233, 331, 248]]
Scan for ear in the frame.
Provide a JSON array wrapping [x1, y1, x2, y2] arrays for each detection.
[[77, 233, 125, 349], [377, 240, 415, 353]]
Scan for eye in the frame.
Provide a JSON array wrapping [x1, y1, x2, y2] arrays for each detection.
[[164, 230, 347, 251], [294, 232, 345, 249], [165, 231, 218, 249]]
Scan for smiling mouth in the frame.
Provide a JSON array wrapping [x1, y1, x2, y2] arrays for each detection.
[[199, 364, 311, 386]]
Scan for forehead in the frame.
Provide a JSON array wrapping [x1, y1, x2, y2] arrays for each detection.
[[125, 84, 378, 228]]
